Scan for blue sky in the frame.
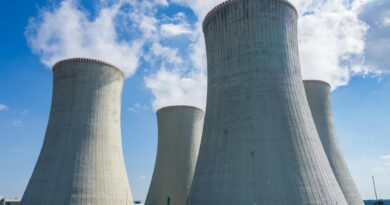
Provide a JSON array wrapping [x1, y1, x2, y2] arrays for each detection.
[[1, 0, 390, 201]]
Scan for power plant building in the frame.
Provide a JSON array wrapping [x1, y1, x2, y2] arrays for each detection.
[[304, 80, 364, 205], [188, 0, 348, 204], [146, 106, 204, 205], [21, 58, 133, 205]]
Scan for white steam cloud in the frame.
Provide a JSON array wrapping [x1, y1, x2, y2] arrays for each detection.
[[145, 0, 374, 110], [0, 104, 8, 111], [26, 0, 144, 77], [27, 0, 389, 110]]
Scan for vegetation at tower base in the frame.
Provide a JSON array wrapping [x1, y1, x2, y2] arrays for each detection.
[[304, 80, 364, 205], [365, 200, 390, 205], [146, 106, 204, 205], [187, 0, 348, 204], [20, 58, 133, 205]]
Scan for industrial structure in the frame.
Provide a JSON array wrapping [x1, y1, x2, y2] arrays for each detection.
[[2, 199, 21, 205], [304, 80, 364, 205], [146, 106, 204, 205], [188, 0, 348, 204], [20, 58, 133, 205]]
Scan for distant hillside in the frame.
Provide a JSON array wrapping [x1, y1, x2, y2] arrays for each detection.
[[364, 200, 390, 205]]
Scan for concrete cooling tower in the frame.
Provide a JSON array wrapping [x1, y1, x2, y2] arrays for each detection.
[[304, 80, 364, 205], [21, 58, 133, 205], [188, 0, 348, 204], [145, 106, 204, 205]]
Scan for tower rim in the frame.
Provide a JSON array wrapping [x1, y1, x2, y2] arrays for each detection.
[[53, 57, 125, 78], [202, 0, 298, 32], [157, 105, 204, 113], [303, 79, 331, 88]]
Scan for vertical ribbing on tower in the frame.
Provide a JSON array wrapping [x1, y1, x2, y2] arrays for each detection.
[[304, 80, 364, 205], [146, 106, 204, 205], [188, 0, 348, 204], [21, 58, 133, 205]]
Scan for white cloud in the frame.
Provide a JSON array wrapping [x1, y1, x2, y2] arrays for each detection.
[[134, 3, 206, 110], [27, 0, 388, 110], [12, 120, 23, 127], [160, 23, 192, 37], [144, 0, 374, 109], [382, 16, 390, 27], [25, 0, 144, 77], [152, 0, 169, 6], [381, 155, 390, 160], [170, 0, 222, 19], [142, 0, 217, 110], [297, 0, 371, 88], [359, 0, 390, 72], [180, 0, 371, 88], [128, 103, 149, 112], [138, 16, 158, 38], [0, 104, 8, 111], [145, 69, 206, 110], [370, 155, 390, 173], [147, 42, 183, 66], [372, 167, 386, 173]]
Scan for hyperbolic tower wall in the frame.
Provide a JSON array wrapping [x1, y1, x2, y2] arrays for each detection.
[[188, 0, 348, 204], [21, 58, 133, 205], [304, 80, 364, 205], [146, 106, 204, 205]]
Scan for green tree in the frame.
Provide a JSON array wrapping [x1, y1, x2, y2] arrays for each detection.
[[374, 200, 386, 205]]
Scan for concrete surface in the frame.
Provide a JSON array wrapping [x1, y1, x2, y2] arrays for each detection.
[[20, 58, 133, 205], [146, 106, 204, 205], [304, 80, 364, 205], [188, 0, 348, 204]]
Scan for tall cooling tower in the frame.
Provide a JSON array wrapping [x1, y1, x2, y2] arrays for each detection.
[[188, 0, 348, 204], [146, 106, 204, 205], [304, 80, 363, 205], [21, 58, 133, 205]]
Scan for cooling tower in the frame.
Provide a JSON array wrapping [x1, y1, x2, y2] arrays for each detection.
[[21, 58, 133, 205], [304, 80, 364, 205], [188, 0, 348, 204], [145, 106, 204, 205]]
